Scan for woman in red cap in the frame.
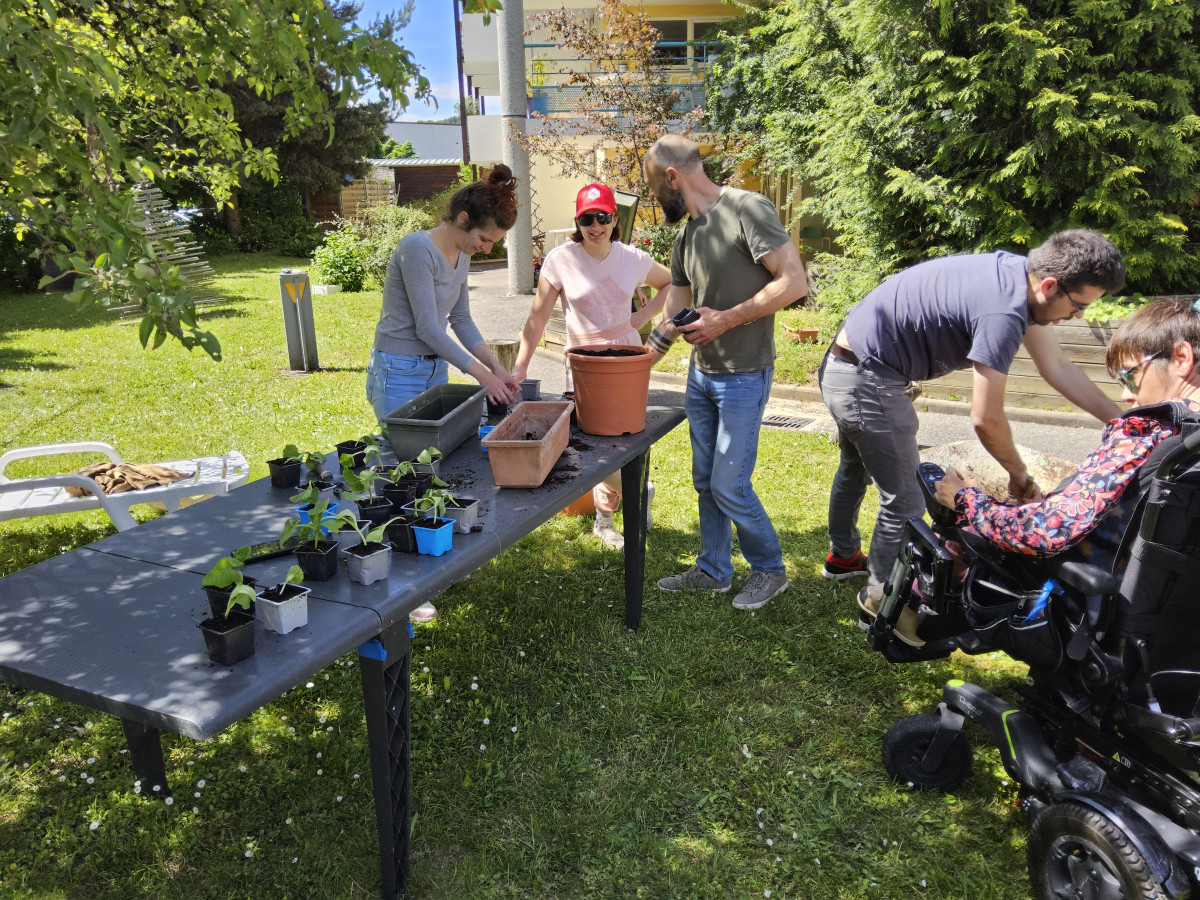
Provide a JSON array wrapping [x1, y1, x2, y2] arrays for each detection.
[[513, 182, 673, 549]]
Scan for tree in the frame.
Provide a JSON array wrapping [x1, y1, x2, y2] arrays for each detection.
[[517, 0, 704, 222], [707, 0, 1200, 294], [374, 138, 417, 159], [1, 0, 427, 359]]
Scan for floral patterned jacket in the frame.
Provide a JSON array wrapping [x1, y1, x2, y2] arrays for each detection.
[[953, 399, 1200, 557]]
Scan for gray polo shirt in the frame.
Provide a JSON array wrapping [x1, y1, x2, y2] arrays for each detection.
[[373, 230, 485, 373], [842, 251, 1032, 382]]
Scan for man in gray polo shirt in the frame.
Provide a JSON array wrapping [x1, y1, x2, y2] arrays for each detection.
[[642, 135, 809, 611], [818, 230, 1125, 643]]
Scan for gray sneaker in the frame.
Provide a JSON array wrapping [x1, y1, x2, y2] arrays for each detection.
[[657, 565, 732, 593], [731, 571, 790, 610]]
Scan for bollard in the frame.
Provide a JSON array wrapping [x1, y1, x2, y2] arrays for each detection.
[[279, 270, 320, 372]]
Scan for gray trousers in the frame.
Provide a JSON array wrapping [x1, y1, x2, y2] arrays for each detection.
[[817, 352, 925, 585]]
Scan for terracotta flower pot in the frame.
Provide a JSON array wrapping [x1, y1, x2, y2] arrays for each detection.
[[567, 346, 654, 436]]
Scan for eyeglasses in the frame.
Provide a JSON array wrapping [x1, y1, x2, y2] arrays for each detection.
[[577, 212, 613, 227], [1061, 287, 1088, 316], [1116, 351, 1163, 392]]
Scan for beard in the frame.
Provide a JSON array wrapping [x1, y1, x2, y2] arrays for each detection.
[[658, 186, 688, 224]]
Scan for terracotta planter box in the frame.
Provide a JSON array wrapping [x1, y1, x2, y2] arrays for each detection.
[[482, 401, 574, 488], [567, 346, 654, 436]]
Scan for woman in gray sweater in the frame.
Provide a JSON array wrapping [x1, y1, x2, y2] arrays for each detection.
[[366, 165, 521, 623], [366, 164, 521, 423]]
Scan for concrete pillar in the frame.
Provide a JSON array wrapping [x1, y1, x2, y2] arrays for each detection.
[[496, 0, 534, 295]]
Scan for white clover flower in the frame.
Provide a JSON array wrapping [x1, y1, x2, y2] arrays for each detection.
[[519, 650, 525, 657], [920, 880, 927, 888], [239, 765, 247, 773], [288, 727, 295, 734], [186, 761, 194, 767], [766, 839, 774, 847], [756, 808, 763, 816], [815, 858, 821, 866], [164, 797, 174, 806], [327, 726, 334, 732], [479, 744, 486, 751], [336, 796, 343, 802], [470, 684, 478, 691], [152, 784, 161, 792], [245, 850, 253, 858], [511, 726, 518, 733], [305, 682, 314, 689], [317, 769, 323, 775], [194, 792, 201, 798], [89, 821, 100, 831], [286, 817, 293, 825], [353, 774, 360, 780], [316, 753, 322, 759], [758, 822, 764, 830], [482, 718, 490, 725], [87, 757, 95, 764], [197, 779, 206, 788], [741, 744, 751, 759], [422, 667, 430, 673], [194, 807, 199, 814]]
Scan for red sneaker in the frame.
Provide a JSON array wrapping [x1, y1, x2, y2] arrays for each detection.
[[822, 549, 868, 581]]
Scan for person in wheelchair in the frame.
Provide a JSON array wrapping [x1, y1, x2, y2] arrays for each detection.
[[933, 297, 1200, 559], [870, 301, 1200, 900], [862, 298, 1200, 649]]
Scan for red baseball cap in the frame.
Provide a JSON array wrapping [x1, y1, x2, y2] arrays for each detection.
[[575, 183, 617, 216]]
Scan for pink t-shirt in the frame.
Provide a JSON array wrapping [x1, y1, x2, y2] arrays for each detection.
[[540, 241, 656, 349]]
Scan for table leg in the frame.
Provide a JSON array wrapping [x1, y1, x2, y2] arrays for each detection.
[[621, 449, 651, 631], [358, 623, 413, 899], [121, 719, 170, 797]]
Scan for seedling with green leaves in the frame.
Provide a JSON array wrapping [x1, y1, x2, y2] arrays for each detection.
[[340, 456, 389, 502], [413, 488, 455, 522], [202, 546, 257, 616], [279, 444, 303, 463], [270, 565, 305, 595], [324, 509, 402, 547], [280, 499, 337, 550]]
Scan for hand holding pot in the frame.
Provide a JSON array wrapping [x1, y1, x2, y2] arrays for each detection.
[[678, 306, 732, 346], [470, 362, 519, 405]]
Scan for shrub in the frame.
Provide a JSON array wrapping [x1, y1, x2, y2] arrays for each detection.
[[310, 226, 369, 292], [357, 204, 435, 287], [806, 253, 886, 324], [0, 218, 42, 293], [631, 223, 680, 267]]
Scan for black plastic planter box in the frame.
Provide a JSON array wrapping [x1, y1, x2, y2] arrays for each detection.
[[203, 577, 258, 619], [295, 540, 339, 582], [385, 515, 419, 553], [267, 458, 302, 489], [199, 611, 256, 666]]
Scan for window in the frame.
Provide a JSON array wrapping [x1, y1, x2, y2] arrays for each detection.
[[649, 19, 688, 66], [692, 20, 723, 62]]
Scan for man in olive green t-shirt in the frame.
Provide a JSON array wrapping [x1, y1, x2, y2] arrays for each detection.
[[643, 135, 809, 611]]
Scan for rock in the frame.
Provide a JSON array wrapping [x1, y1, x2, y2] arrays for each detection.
[[920, 441, 1077, 500]]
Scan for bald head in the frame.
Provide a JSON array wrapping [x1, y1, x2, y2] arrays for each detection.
[[645, 135, 703, 177]]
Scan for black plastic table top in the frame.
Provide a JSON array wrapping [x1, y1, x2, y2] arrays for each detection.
[[0, 407, 685, 740]]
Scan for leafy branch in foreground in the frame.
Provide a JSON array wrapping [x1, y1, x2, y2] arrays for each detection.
[[1, 0, 428, 359]]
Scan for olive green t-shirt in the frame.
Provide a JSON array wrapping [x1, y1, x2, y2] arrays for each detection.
[[670, 188, 791, 373]]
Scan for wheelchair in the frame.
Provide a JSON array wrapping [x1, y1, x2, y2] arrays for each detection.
[[867, 426, 1200, 899]]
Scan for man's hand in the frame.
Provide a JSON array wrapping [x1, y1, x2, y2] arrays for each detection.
[[679, 307, 731, 346], [1008, 470, 1043, 502]]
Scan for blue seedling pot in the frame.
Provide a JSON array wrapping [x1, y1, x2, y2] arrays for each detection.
[[412, 517, 454, 557], [296, 500, 340, 535], [478, 425, 496, 453]]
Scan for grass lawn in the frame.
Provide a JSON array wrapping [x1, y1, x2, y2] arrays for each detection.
[[0, 255, 1029, 898]]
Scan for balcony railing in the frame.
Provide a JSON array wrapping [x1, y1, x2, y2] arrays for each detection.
[[524, 41, 711, 116]]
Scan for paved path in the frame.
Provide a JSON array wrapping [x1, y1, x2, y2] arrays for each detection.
[[466, 261, 1106, 465]]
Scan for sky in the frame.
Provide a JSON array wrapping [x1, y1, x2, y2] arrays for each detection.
[[355, 1, 470, 122]]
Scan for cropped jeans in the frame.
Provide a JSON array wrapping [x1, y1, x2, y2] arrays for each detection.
[[817, 351, 924, 586], [687, 365, 784, 583], [365, 349, 448, 423]]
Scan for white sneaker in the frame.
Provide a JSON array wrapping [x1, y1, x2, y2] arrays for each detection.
[[593, 515, 625, 550], [410, 601, 438, 623]]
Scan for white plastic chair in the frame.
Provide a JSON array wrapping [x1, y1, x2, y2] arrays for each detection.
[[0, 442, 250, 532]]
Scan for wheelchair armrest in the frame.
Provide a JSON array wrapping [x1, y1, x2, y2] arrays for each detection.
[[1055, 560, 1116, 597]]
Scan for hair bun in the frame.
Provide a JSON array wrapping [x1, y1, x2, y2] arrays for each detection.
[[487, 164, 515, 187]]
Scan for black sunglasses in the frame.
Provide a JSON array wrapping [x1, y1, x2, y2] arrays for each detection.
[[577, 212, 614, 227], [1116, 351, 1163, 392], [1061, 286, 1088, 315]]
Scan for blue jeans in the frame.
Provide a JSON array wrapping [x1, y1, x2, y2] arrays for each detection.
[[687, 366, 784, 583], [365, 349, 449, 422], [817, 352, 924, 585]]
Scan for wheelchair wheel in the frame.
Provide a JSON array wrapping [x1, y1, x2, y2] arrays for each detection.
[[1027, 802, 1167, 900], [881, 714, 972, 791]]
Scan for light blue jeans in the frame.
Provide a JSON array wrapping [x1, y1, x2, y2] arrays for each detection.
[[687, 365, 784, 583], [365, 349, 449, 422]]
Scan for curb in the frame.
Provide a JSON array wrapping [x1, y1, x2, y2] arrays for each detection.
[[536, 346, 1099, 429]]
